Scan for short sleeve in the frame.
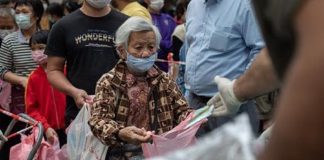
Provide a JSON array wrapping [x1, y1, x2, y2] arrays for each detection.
[[45, 22, 67, 58]]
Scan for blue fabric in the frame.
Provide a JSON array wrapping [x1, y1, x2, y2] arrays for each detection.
[[176, 44, 187, 94], [185, 0, 265, 97], [151, 13, 177, 72]]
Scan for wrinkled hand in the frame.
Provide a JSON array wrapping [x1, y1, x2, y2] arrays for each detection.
[[45, 127, 58, 144], [207, 76, 244, 116], [71, 88, 91, 108], [118, 126, 151, 145]]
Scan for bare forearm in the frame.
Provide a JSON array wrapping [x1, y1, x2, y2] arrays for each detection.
[[261, 1, 324, 159], [234, 49, 280, 101], [3, 71, 27, 86], [47, 70, 77, 97], [260, 51, 324, 160]]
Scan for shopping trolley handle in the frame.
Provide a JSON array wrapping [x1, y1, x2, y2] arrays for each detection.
[[0, 130, 8, 142], [18, 114, 44, 160]]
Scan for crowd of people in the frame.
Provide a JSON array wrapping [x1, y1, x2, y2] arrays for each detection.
[[0, 0, 323, 159]]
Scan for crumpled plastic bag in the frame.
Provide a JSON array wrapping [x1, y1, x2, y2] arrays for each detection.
[[142, 112, 206, 158], [38, 137, 68, 160], [10, 133, 34, 160], [66, 103, 108, 160], [149, 114, 258, 160], [10, 128, 68, 160], [254, 124, 273, 154]]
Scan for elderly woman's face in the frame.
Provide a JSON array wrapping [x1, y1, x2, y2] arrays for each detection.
[[127, 30, 157, 58]]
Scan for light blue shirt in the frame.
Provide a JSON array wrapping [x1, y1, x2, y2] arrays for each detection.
[[185, 0, 264, 97]]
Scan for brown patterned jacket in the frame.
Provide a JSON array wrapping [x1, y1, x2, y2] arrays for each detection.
[[88, 60, 192, 147]]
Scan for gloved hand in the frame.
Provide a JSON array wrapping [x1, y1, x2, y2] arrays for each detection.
[[207, 76, 244, 116]]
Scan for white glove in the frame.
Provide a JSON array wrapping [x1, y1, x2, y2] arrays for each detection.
[[207, 76, 244, 116]]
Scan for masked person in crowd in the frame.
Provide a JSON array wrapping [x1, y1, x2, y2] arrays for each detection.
[[144, 0, 176, 72], [0, 6, 17, 160], [169, 0, 188, 93], [110, 0, 151, 21], [46, 2, 64, 29], [0, 8, 16, 46], [25, 30, 67, 146], [45, 0, 128, 125], [88, 17, 192, 160], [62, 0, 80, 14], [0, 0, 44, 158], [0, 0, 43, 113]]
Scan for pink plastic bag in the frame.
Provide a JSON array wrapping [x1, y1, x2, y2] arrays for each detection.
[[10, 133, 33, 160], [10, 128, 68, 160], [142, 113, 206, 158], [0, 80, 11, 111], [38, 137, 68, 160]]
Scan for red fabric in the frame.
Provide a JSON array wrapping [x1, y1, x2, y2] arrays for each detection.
[[25, 66, 66, 131]]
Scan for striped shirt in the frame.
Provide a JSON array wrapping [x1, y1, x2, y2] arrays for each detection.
[[0, 31, 37, 79]]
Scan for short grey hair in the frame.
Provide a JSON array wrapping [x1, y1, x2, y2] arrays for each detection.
[[115, 16, 161, 49], [0, 7, 15, 20]]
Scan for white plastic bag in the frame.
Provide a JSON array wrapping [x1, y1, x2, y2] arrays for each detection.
[[149, 114, 257, 160], [67, 103, 108, 160]]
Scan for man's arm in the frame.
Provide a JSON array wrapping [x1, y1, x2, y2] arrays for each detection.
[[260, 0, 324, 159], [234, 48, 280, 101], [46, 56, 90, 108], [208, 48, 281, 116]]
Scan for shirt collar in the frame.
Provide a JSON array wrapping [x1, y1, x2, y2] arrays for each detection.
[[205, 0, 222, 4], [17, 30, 29, 44]]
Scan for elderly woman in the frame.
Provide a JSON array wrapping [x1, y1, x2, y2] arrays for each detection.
[[88, 16, 192, 160]]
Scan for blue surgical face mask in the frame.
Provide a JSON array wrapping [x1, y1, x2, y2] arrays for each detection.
[[15, 13, 33, 30], [126, 52, 157, 73]]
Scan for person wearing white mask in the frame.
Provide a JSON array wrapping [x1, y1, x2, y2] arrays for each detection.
[[0, 0, 43, 90], [88, 16, 192, 160], [0, 6, 16, 152], [0, 7, 17, 46], [110, 0, 152, 22], [0, 0, 44, 158], [144, 0, 176, 73], [45, 0, 128, 125], [25, 30, 67, 147]]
